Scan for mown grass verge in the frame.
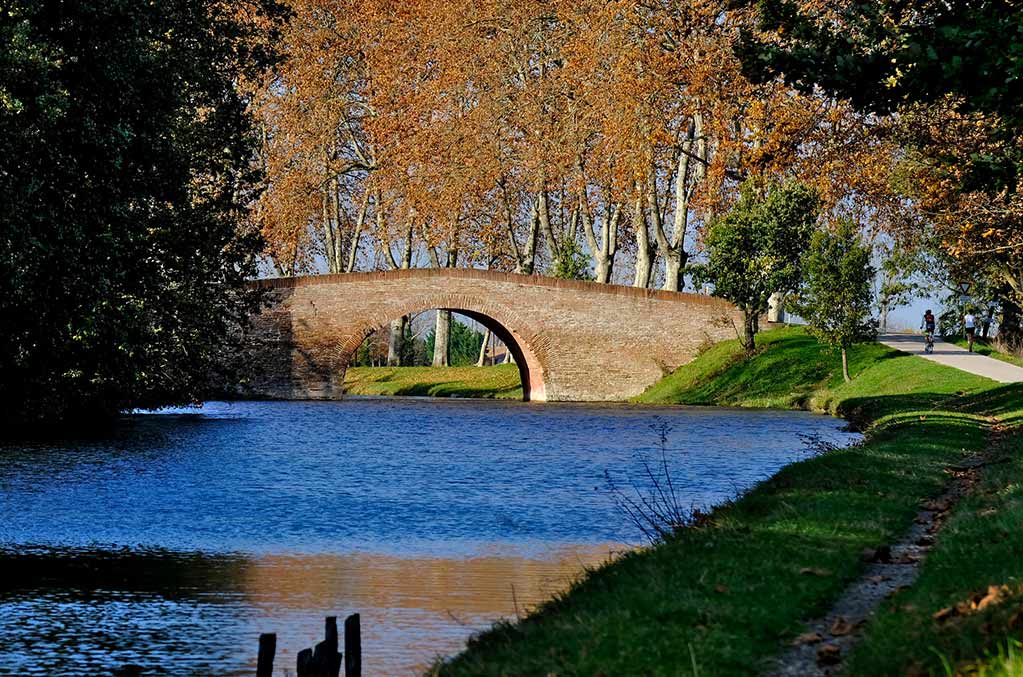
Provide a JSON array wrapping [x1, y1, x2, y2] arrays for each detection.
[[847, 383, 1023, 676], [436, 326, 1023, 676], [343, 364, 522, 399]]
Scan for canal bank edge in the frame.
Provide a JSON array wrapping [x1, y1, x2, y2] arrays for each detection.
[[434, 326, 1023, 676]]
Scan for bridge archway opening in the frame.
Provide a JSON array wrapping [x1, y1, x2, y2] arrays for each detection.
[[343, 308, 547, 402]]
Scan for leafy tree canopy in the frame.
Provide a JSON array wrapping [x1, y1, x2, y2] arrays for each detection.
[[0, 0, 285, 426], [794, 220, 877, 382], [552, 239, 595, 281], [735, 1, 1023, 123], [695, 179, 820, 353]]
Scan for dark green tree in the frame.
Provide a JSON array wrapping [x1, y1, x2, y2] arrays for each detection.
[[0, 0, 285, 426], [427, 319, 485, 367], [552, 238, 594, 281], [736, 0, 1023, 199], [735, 2, 1023, 124], [695, 180, 820, 354], [795, 221, 878, 383]]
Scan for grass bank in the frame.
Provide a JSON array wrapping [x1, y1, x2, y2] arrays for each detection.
[[437, 327, 1023, 675], [343, 364, 522, 399]]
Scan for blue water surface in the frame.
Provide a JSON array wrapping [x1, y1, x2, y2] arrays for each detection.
[[0, 398, 859, 675]]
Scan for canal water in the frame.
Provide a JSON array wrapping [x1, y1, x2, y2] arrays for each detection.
[[0, 398, 858, 675]]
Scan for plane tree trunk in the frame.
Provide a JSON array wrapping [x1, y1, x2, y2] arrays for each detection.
[[632, 182, 654, 288], [384, 207, 413, 365], [476, 328, 492, 366], [433, 310, 451, 367]]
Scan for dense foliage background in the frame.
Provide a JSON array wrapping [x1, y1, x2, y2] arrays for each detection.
[[737, 0, 1023, 342], [0, 0, 283, 425]]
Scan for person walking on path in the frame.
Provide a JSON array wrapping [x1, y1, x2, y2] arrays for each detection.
[[965, 310, 977, 352]]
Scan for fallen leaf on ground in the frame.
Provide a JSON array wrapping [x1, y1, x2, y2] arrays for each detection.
[[816, 644, 842, 665], [932, 606, 955, 623], [867, 575, 890, 584], [976, 585, 1009, 611], [800, 567, 831, 576], [793, 632, 824, 645], [714, 584, 729, 594], [830, 617, 855, 637]]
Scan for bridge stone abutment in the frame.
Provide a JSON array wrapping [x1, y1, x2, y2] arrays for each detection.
[[242, 269, 744, 402]]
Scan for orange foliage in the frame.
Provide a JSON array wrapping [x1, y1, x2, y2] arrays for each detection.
[[250, 0, 903, 288]]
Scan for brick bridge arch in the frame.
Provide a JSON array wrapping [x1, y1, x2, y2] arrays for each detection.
[[243, 269, 744, 402], [334, 292, 549, 401]]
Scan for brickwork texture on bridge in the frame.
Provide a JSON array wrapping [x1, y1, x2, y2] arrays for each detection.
[[242, 269, 745, 402]]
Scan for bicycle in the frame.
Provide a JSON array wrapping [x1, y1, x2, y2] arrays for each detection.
[[921, 310, 937, 355]]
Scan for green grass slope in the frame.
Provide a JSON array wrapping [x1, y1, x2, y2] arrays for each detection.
[[437, 328, 1023, 676], [847, 383, 1023, 675], [343, 364, 522, 399], [636, 326, 985, 428], [634, 326, 839, 409]]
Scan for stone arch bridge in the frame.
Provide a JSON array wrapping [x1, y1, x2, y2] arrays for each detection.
[[243, 269, 744, 402]]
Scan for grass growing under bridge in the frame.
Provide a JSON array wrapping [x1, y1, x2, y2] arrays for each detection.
[[343, 364, 523, 400]]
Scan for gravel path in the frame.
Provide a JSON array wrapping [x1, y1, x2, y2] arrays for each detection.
[[767, 458, 980, 675], [879, 333, 1023, 383]]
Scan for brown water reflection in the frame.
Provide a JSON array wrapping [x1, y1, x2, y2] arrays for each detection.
[[244, 545, 623, 675], [0, 544, 622, 676]]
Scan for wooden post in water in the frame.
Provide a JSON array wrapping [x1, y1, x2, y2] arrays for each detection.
[[325, 616, 341, 677], [296, 617, 342, 677], [297, 647, 313, 677], [344, 613, 361, 677], [279, 613, 360, 677], [257, 633, 276, 677]]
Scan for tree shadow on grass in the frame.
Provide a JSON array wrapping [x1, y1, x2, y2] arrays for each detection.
[[389, 382, 523, 399], [836, 383, 1023, 435]]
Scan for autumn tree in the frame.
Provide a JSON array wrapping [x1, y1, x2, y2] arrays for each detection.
[[737, 0, 1023, 340], [250, 0, 378, 276], [251, 0, 903, 331]]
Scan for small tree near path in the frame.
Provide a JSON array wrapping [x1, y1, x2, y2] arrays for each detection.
[[796, 220, 878, 383], [696, 180, 820, 354]]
